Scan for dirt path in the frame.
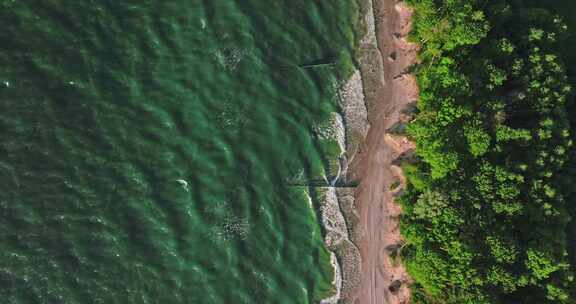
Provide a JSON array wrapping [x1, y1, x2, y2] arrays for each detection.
[[347, 1, 418, 303]]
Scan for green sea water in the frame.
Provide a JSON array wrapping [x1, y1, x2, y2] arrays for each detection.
[[0, 1, 360, 303]]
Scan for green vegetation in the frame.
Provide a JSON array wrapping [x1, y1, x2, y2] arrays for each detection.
[[401, 0, 576, 303]]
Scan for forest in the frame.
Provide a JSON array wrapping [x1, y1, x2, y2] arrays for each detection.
[[401, 0, 576, 303]]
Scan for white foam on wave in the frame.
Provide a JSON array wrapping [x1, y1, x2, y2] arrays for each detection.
[[319, 66, 370, 301], [317, 187, 351, 303], [314, 112, 346, 154], [320, 251, 342, 304], [313, 111, 347, 185], [205, 201, 250, 242], [212, 47, 249, 72], [286, 168, 305, 184], [176, 179, 189, 191]]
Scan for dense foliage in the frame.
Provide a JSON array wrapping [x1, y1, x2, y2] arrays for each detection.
[[401, 0, 575, 303]]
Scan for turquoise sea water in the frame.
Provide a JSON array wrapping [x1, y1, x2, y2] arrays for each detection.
[[0, 1, 360, 303]]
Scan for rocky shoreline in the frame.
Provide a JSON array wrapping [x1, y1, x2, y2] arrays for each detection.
[[317, 69, 368, 303], [319, 0, 376, 301]]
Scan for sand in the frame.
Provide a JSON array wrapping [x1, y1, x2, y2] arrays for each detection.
[[347, 0, 419, 303], [319, 0, 419, 302]]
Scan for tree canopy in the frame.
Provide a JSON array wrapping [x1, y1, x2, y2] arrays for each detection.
[[401, 0, 575, 303]]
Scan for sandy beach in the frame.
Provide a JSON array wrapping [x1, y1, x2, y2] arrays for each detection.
[[318, 0, 418, 302], [319, 0, 420, 303], [348, 0, 419, 303]]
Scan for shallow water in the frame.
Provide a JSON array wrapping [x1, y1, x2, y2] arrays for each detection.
[[0, 1, 359, 303]]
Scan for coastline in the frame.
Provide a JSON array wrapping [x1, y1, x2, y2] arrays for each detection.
[[348, 0, 418, 302], [319, 0, 419, 303]]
